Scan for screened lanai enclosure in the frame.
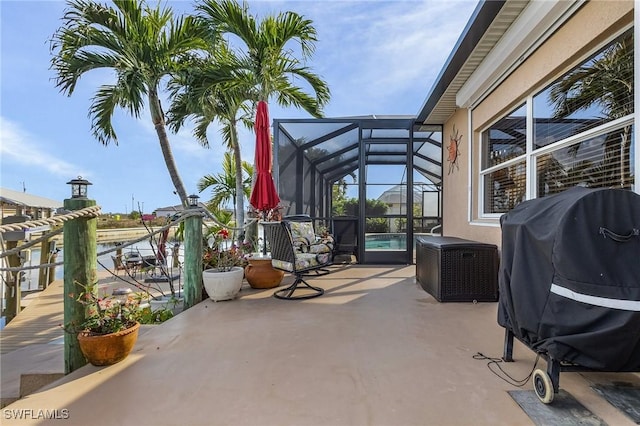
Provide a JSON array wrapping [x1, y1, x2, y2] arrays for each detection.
[[272, 116, 443, 264]]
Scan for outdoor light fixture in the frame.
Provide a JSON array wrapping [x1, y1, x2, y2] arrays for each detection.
[[187, 194, 200, 208], [66, 176, 92, 199]]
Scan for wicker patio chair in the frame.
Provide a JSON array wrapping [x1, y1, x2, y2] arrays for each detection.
[[263, 220, 333, 300]]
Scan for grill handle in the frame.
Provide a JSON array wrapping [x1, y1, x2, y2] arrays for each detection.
[[599, 227, 639, 243]]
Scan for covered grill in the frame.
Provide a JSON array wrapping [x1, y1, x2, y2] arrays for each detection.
[[498, 187, 640, 403]]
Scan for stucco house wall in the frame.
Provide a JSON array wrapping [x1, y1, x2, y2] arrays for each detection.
[[441, 0, 634, 249]]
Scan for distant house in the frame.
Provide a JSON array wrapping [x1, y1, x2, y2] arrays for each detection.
[[0, 188, 62, 221], [154, 205, 184, 218], [377, 183, 441, 232]]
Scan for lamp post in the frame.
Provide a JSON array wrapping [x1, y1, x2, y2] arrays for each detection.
[[183, 193, 202, 309], [63, 177, 97, 374]]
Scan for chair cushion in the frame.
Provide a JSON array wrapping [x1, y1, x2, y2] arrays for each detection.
[[308, 236, 335, 254], [288, 222, 335, 255], [272, 252, 331, 272], [289, 222, 316, 245]]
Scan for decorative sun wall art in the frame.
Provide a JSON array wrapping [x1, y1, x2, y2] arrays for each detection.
[[447, 125, 463, 175]]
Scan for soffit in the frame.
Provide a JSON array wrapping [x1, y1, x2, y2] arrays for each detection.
[[419, 0, 529, 125]]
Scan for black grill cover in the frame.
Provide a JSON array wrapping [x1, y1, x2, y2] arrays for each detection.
[[498, 187, 640, 371]]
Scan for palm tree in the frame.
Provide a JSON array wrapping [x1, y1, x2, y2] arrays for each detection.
[[189, 0, 331, 220], [168, 45, 256, 239], [198, 151, 253, 219], [50, 0, 209, 205], [549, 32, 633, 188]]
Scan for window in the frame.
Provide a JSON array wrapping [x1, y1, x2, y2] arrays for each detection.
[[536, 125, 634, 197], [481, 104, 527, 213], [480, 30, 634, 215]]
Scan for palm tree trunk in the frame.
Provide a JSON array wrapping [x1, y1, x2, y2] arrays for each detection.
[[149, 89, 189, 206], [230, 125, 245, 241]]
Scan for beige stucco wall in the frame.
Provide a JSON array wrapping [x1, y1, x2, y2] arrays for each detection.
[[441, 0, 634, 249]]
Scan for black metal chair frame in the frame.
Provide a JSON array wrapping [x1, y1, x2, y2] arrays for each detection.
[[263, 221, 331, 300]]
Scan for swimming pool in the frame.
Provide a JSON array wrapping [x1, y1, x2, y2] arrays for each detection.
[[364, 233, 434, 250], [364, 233, 407, 250]]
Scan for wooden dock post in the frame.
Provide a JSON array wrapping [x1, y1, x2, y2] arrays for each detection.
[[3, 241, 21, 323], [63, 189, 97, 374], [47, 250, 58, 287], [38, 239, 52, 290], [183, 207, 203, 310], [1, 213, 28, 323]]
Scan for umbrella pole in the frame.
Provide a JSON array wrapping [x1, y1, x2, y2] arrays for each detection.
[[261, 217, 268, 256]]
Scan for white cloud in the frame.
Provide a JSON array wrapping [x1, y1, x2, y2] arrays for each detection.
[[0, 116, 87, 177], [276, 1, 478, 114]]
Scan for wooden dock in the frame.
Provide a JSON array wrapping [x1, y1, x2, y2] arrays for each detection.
[[0, 269, 175, 354], [0, 279, 65, 407], [0, 279, 65, 355], [0, 271, 170, 407]]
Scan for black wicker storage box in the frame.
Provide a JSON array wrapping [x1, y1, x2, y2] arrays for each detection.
[[416, 236, 499, 302]]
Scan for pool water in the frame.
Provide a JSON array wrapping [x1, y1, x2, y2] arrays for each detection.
[[364, 234, 407, 250]]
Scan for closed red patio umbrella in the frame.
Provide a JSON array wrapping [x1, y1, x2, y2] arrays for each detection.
[[250, 101, 280, 218]]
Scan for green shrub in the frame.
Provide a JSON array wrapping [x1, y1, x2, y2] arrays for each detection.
[[135, 306, 174, 324]]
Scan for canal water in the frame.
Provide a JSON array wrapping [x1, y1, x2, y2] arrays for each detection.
[[1, 231, 183, 329], [16, 241, 184, 292]]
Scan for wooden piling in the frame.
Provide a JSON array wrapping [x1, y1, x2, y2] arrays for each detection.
[[63, 197, 97, 374], [47, 252, 58, 287], [3, 241, 21, 323], [2, 213, 27, 323], [38, 239, 51, 290], [183, 212, 202, 309]]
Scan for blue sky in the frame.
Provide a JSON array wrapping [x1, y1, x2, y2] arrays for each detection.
[[0, 0, 477, 214]]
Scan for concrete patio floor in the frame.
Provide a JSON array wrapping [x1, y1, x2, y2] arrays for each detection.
[[2, 264, 638, 425]]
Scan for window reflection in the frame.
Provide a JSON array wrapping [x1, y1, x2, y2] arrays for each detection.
[[536, 125, 635, 196], [534, 31, 633, 149], [480, 30, 634, 215], [483, 160, 526, 213], [482, 104, 526, 168]]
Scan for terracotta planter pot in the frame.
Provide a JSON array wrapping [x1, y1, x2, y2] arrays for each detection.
[[77, 322, 140, 366], [245, 256, 284, 289], [203, 266, 244, 301]]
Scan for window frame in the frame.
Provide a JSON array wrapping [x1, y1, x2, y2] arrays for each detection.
[[477, 27, 635, 219]]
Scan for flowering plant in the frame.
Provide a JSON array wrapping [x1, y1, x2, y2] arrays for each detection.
[[203, 228, 252, 272], [63, 281, 143, 336], [249, 205, 284, 221]]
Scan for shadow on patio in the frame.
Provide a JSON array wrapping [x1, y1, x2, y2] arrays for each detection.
[[3, 264, 638, 425]]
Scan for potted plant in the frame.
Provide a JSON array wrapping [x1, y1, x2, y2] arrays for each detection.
[[245, 236, 284, 289], [63, 281, 143, 366], [202, 228, 250, 301], [64, 282, 177, 366]]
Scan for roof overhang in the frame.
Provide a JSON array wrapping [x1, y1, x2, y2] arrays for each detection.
[[416, 0, 528, 125], [0, 188, 62, 210], [417, 0, 587, 126]]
